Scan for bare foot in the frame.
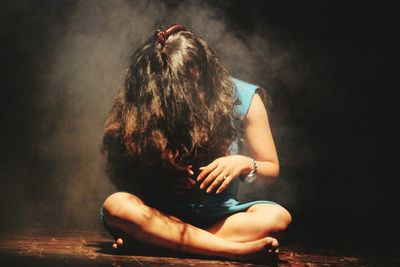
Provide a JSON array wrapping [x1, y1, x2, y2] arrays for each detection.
[[238, 237, 279, 255], [229, 237, 279, 264]]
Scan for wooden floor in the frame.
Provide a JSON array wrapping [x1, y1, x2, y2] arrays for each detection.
[[0, 232, 398, 266]]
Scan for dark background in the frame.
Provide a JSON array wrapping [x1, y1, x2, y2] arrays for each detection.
[[1, 0, 398, 256]]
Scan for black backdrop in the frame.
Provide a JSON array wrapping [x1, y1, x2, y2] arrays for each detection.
[[1, 0, 399, 255]]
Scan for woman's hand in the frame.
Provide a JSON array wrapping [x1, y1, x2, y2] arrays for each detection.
[[197, 155, 253, 194], [170, 165, 196, 195]]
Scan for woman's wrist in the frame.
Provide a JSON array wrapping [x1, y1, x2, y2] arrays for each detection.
[[239, 157, 258, 183], [239, 156, 254, 175]]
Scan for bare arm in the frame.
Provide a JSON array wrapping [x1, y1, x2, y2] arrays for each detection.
[[243, 92, 279, 181], [197, 92, 279, 193]]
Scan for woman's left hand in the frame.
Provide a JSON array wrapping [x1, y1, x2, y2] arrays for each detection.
[[197, 155, 252, 194]]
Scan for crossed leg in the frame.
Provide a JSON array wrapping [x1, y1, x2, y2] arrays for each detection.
[[206, 203, 292, 242], [102, 192, 291, 261]]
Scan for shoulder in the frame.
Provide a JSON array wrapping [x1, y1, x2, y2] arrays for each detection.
[[231, 77, 260, 118], [245, 93, 268, 125]]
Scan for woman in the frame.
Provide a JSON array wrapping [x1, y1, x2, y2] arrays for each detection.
[[101, 24, 291, 261]]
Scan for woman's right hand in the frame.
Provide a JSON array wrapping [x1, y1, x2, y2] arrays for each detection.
[[170, 165, 196, 195]]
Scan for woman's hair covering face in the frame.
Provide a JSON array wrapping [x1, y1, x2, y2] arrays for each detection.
[[103, 27, 238, 190]]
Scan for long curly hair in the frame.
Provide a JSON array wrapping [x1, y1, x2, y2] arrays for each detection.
[[103, 26, 238, 193]]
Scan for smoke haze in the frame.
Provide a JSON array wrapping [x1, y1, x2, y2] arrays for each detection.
[[1, 0, 308, 232]]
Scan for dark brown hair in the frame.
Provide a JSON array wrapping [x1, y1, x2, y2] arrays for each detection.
[[103, 27, 238, 192]]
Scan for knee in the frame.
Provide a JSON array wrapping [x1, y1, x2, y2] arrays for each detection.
[[269, 205, 292, 232], [252, 204, 292, 232], [102, 192, 145, 227]]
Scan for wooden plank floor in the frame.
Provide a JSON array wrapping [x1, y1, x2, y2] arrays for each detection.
[[0, 232, 398, 266]]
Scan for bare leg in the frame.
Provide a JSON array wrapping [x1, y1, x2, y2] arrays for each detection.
[[206, 203, 292, 242], [102, 192, 278, 260]]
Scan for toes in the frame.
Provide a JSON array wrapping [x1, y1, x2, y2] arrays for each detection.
[[116, 238, 124, 247], [112, 237, 124, 249], [264, 237, 279, 253], [271, 238, 279, 248]]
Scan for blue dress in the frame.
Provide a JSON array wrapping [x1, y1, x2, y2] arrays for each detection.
[[100, 78, 276, 228]]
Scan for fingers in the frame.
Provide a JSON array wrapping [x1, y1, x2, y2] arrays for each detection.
[[197, 161, 218, 181], [215, 175, 233, 194], [196, 156, 244, 193], [187, 178, 196, 186], [206, 173, 231, 193], [186, 165, 194, 176], [172, 177, 196, 195], [200, 166, 222, 190], [174, 177, 196, 188]]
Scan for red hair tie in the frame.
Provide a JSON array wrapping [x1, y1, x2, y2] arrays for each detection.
[[156, 24, 186, 46]]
